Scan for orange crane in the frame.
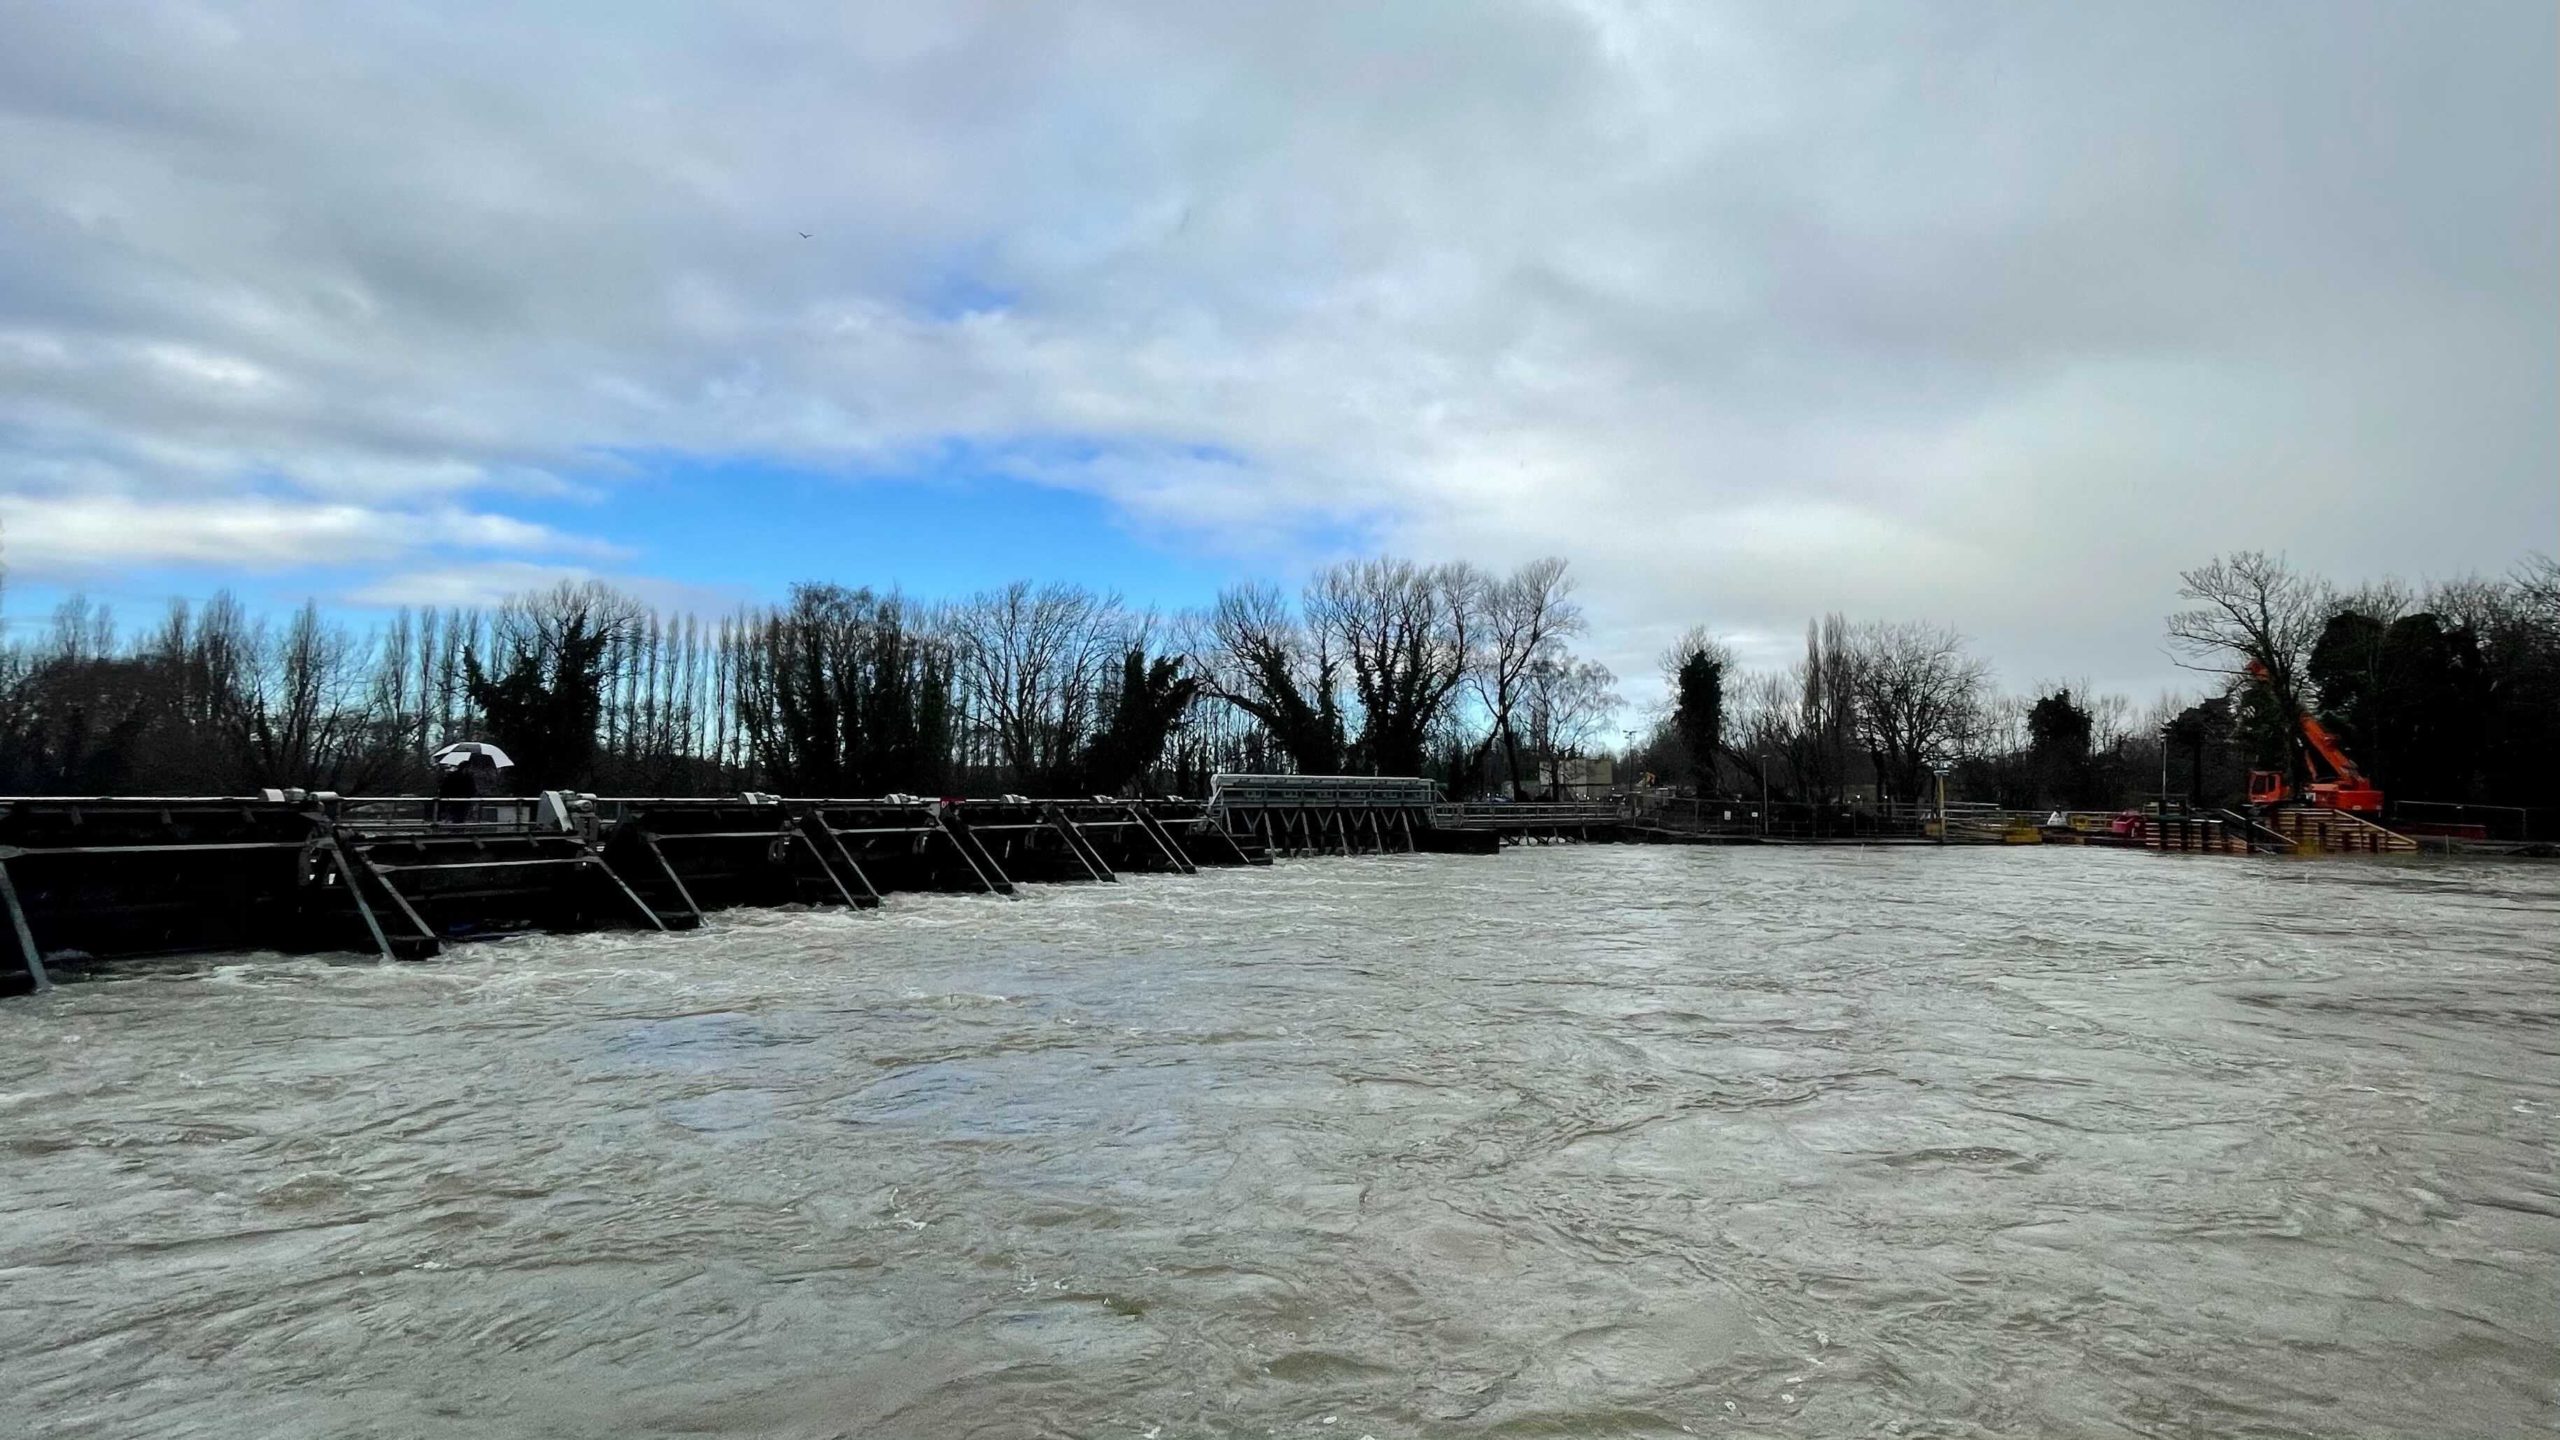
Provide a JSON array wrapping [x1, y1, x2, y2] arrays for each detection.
[[2243, 659, 2383, 814]]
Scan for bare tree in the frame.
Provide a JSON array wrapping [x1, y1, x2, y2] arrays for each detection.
[[241, 601, 389, 790], [365, 608, 416, 781], [948, 581, 1124, 790], [435, 607, 483, 749], [45, 595, 118, 663], [412, 605, 441, 762], [1468, 557, 1580, 795], [1974, 691, 2032, 760], [1847, 619, 1991, 804], [162, 591, 255, 782], [1522, 656, 1621, 795], [1305, 557, 1476, 776], [2333, 576, 2414, 627], [1795, 614, 1858, 807], [1201, 582, 1343, 772], [2085, 690, 2136, 754], [2514, 552, 2559, 626], [2167, 551, 2328, 790], [1726, 667, 1799, 800]]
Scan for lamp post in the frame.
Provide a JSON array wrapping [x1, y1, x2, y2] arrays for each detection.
[[2159, 722, 2172, 819], [1758, 752, 1769, 837], [1933, 763, 1950, 845]]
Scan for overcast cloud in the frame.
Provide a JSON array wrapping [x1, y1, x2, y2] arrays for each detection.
[[0, 1, 2551, 702]]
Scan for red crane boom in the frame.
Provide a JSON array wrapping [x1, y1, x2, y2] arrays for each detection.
[[2243, 660, 2383, 814]]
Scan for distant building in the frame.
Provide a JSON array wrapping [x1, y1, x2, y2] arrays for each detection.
[[1535, 756, 1614, 799]]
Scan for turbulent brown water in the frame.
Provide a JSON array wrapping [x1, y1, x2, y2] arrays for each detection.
[[2, 846, 2554, 1439]]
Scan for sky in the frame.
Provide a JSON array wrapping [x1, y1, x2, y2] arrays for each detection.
[[0, 0, 2552, 712]]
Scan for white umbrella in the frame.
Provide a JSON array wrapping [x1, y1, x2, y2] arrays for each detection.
[[431, 740, 515, 769]]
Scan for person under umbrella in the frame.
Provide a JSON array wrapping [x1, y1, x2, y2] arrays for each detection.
[[431, 741, 515, 822]]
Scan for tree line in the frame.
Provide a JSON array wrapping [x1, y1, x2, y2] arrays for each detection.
[[0, 557, 1621, 800], [3, 550, 2552, 820], [2159, 550, 2560, 819], [1632, 550, 2559, 822]]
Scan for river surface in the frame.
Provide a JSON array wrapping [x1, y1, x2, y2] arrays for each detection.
[[2, 847, 2554, 1439]]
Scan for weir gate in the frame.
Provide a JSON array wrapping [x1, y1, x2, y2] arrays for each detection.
[[1204, 774, 1626, 854], [3, 785, 2412, 994], [0, 780, 1539, 994]]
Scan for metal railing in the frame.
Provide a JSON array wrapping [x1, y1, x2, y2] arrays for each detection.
[[2390, 799, 2540, 842], [1448, 800, 1626, 826], [1623, 797, 1938, 840], [1209, 774, 1444, 809]]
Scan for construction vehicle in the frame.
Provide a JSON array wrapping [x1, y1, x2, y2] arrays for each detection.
[[2243, 660, 2383, 815]]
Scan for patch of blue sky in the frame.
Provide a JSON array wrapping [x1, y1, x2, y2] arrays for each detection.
[[0, 432, 1389, 640], [911, 269, 1019, 320], [504, 435, 1372, 613], [1, 565, 313, 639]]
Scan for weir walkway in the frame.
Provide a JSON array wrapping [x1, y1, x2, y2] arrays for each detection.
[[1201, 776, 1625, 853], [0, 792, 1279, 993], [1, 778, 1532, 994], [0, 781, 2436, 995]]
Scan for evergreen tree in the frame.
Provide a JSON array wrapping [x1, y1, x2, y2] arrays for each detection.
[[2025, 689, 2095, 808], [1083, 649, 1201, 794], [1670, 647, 1725, 794]]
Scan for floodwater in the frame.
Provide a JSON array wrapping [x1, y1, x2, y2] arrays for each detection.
[[2, 847, 2554, 1439]]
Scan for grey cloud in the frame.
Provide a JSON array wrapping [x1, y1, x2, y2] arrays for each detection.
[[0, 0, 2548, 705]]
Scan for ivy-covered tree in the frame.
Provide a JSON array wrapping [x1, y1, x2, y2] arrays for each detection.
[[1669, 644, 1726, 794], [2025, 688, 2095, 808], [730, 584, 953, 795], [464, 582, 636, 790], [1082, 649, 1200, 794]]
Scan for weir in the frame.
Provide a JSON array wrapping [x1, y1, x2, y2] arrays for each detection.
[[1, 785, 2437, 995], [0, 781, 1513, 994]]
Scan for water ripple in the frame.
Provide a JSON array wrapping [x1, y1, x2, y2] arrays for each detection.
[[2, 847, 2554, 1437]]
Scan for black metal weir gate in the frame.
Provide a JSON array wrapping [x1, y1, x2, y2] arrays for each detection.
[[0, 779, 1573, 994]]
